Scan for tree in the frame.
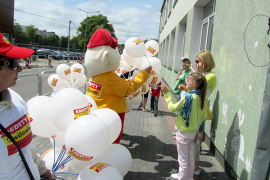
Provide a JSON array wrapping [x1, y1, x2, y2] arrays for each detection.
[[59, 36, 68, 48], [77, 14, 116, 49], [26, 25, 37, 43], [13, 22, 26, 43], [70, 36, 79, 50], [46, 34, 59, 47]]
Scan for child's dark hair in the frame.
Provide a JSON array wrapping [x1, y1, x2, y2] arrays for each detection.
[[190, 72, 207, 109], [182, 58, 190, 64]]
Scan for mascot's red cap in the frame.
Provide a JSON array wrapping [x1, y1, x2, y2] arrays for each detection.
[[87, 28, 117, 49], [111, 37, 117, 49]]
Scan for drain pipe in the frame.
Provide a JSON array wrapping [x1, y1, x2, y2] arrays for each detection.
[[251, 51, 270, 180]]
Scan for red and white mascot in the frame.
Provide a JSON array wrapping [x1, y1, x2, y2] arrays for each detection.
[[85, 29, 151, 143]]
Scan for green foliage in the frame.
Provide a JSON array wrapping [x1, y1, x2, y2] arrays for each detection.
[[118, 44, 124, 49], [46, 34, 59, 47], [59, 36, 68, 48], [26, 25, 37, 43], [77, 14, 116, 49], [70, 36, 80, 49], [13, 23, 27, 43]]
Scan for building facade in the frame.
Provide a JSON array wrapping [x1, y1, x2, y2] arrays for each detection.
[[158, 0, 270, 179], [21, 25, 55, 36]]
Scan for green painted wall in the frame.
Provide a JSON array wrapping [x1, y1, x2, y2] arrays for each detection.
[[206, 1, 269, 179], [160, 0, 270, 179]]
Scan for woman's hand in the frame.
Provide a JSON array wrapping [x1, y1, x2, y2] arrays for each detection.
[[161, 84, 169, 93]]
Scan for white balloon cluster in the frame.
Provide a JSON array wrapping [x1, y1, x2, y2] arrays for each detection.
[[117, 38, 162, 111], [27, 64, 133, 179], [48, 63, 87, 92]]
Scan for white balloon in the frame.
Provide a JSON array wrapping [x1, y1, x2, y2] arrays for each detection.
[[91, 108, 122, 144], [140, 84, 150, 95], [47, 74, 68, 90], [41, 148, 70, 172], [125, 97, 133, 113], [65, 115, 110, 162], [122, 49, 144, 69], [132, 57, 144, 70], [124, 37, 146, 58], [85, 95, 98, 113], [50, 131, 65, 151], [69, 157, 98, 172], [50, 88, 89, 132], [78, 163, 122, 180], [120, 54, 132, 69], [75, 74, 87, 89], [141, 57, 162, 75], [130, 94, 142, 105], [27, 96, 58, 138], [70, 63, 84, 80], [56, 64, 72, 81], [146, 72, 162, 85], [145, 40, 159, 57], [128, 89, 142, 105], [97, 144, 132, 178]]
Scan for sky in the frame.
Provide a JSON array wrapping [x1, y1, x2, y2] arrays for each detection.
[[14, 0, 164, 44]]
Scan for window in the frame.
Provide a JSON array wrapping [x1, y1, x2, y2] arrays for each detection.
[[168, 29, 176, 70], [174, 23, 186, 73], [199, 0, 215, 51]]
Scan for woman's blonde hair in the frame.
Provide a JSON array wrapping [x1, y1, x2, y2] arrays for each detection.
[[196, 50, 215, 72]]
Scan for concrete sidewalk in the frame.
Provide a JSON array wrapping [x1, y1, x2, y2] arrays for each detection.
[[33, 92, 230, 180]]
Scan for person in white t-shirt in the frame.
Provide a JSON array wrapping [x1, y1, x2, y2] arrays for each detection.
[[0, 32, 52, 180]]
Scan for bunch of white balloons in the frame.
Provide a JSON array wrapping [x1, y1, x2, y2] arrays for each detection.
[[27, 67, 133, 179], [117, 38, 162, 111], [47, 63, 87, 93]]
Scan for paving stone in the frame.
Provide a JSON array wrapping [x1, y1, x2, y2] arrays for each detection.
[[32, 92, 230, 180]]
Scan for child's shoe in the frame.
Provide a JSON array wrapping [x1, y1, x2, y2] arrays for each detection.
[[194, 169, 201, 176], [171, 173, 179, 179]]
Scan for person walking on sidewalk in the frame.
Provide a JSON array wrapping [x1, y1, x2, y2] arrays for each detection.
[[137, 90, 149, 112], [150, 82, 163, 116], [161, 72, 207, 180]]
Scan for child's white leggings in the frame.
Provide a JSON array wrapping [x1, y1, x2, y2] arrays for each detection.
[[176, 131, 197, 180]]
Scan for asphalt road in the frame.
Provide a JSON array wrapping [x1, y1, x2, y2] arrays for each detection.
[[10, 60, 87, 101]]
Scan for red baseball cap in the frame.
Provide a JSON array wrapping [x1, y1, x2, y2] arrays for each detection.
[[0, 32, 34, 59]]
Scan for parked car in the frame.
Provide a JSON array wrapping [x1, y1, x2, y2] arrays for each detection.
[[55, 51, 67, 60], [63, 52, 77, 60], [37, 49, 61, 60]]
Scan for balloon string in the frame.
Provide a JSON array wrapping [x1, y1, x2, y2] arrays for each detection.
[[52, 145, 66, 171], [54, 172, 79, 175], [53, 155, 73, 172], [52, 151, 66, 172], [53, 139, 56, 167], [144, 56, 151, 66]]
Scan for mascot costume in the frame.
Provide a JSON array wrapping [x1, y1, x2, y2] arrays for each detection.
[[85, 28, 151, 143]]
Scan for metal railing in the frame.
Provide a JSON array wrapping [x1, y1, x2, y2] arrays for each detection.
[[19, 67, 88, 97], [19, 70, 56, 96]]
